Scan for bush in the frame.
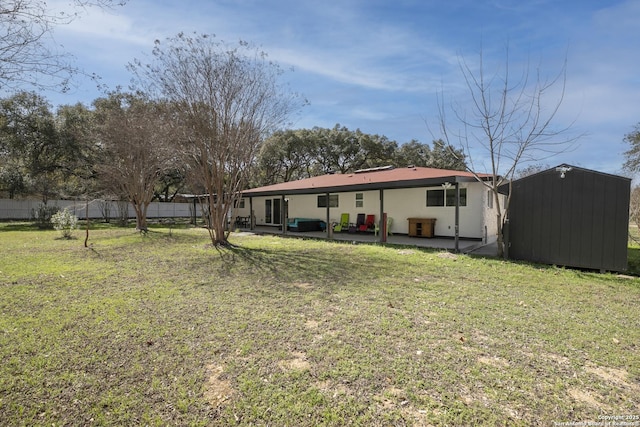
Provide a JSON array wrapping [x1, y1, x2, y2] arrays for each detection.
[[31, 204, 60, 229], [51, 208, 78, 239]]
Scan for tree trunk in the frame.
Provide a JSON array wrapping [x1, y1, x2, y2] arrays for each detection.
[[496, 212, 505, 259], [208, 203, 230, 247], [84, 200, 89, 248], [132, 201, 148, 231]]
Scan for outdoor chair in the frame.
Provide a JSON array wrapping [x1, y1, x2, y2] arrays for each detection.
[[355, 213, 365, 231], [360, 214, 375, 232], [374, 216, 393, 236], [333, 213, 349, 232]]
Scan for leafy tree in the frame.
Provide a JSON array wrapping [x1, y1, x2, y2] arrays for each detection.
[[0, 0, 127, 92], [629, 186, 640, 230], [93, 92, 176, 231], [255, 129, 318, 186], [0, 91, 63, 202], [438, 47, 576, 258], [255, 126, 466, 186], [393, 139, 431, 167], [154, 168, 187, 202], [623, 123, 640, 173], [358, 132, 398, 170], [55, 102, 99, 198], [429, 139, 466, 170], [130, 33, 303, 246], [394, 139, 466, 170]]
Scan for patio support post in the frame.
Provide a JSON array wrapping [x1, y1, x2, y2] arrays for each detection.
[[192, 197, 197, 225], [249, 197, 254, 230], [379, 189, 386, 243], [325, 192, 331, 239], [454, 182, 460, 253], [282, 195, 287, 235]]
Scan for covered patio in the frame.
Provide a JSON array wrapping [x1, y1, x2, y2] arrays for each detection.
[[235, 166, 501, 256]]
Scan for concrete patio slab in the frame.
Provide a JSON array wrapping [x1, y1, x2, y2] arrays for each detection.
[[235, 225, 498, 257]]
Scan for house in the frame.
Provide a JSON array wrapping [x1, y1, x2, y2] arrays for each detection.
[[234, 166, 503, 248], [501, 164, 630, 272]]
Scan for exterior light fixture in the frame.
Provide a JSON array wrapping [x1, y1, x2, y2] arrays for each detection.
[[555, 166, 572, 178]]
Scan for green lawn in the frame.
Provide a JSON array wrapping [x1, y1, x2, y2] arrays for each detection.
[[0, 223, 638, 426]]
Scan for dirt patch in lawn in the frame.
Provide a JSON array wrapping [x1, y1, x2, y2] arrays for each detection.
[[438, 251, 458, 260], [204, 364, 234, 408], [478, 355, 510, 368], [568, 388, 611, 411], [278, 351, 311, 372], [398, 249, 416, 255], [584, 364, 639, 393]]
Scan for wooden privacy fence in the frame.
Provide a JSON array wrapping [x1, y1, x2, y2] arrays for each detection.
[[0, 199, 204, 221]]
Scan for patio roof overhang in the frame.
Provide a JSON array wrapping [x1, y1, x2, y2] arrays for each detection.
[[242, 173, 488, 198]]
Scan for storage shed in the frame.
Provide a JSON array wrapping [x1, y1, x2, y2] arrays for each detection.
[[503, 164, 630, 272]]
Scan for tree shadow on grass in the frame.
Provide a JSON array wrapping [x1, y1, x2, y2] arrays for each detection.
[[218, 242, 368, 289], [0, 222, 39, 232]]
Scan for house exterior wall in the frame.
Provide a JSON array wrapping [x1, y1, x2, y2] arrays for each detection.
[[481, 186, 504, 244], [240, 181, 496, 240]]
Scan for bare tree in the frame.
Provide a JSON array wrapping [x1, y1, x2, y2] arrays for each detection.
[[129, 33, 304, 246], [438, 47, 577, 258], [0, 0, 126, 92], [93, 92, 175, 231]]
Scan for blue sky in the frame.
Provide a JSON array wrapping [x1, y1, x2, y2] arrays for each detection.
[[39, 0, 640, 175]]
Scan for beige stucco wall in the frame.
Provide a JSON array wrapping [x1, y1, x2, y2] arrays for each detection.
[[239, 181, 501, 240]]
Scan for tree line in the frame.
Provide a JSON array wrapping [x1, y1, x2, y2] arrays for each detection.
[[0, 89, 465, 245], [255, 126, 465, 186], [0, 90, 466, 204]]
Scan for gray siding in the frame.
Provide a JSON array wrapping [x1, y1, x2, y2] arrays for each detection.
[[507, 166, 630, 272]]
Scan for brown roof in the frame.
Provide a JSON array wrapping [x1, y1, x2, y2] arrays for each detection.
[[243, 166, 492, 196]]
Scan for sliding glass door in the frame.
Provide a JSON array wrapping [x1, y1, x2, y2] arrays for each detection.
[[264, 198, 281, 225]]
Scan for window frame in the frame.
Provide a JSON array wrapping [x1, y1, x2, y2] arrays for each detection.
[[426, 187, 467, 207], [317, 194, 339, 208]]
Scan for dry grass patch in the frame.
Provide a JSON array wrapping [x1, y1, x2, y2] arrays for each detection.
[[584, 364, 639, 393], [478, 355, 511, 368], [568, 388, 611, 411], [204, 364, 234, 408], [278, 351, 311, 372]]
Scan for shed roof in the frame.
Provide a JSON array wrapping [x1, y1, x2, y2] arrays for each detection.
[[498, 164, 631, 195], [243, 166, 492, 197]]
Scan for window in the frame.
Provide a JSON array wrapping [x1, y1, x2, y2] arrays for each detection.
[[487, 190, 493, 209], [426, 188, 467, 207], [317, 194, 339, 208], [446, 188, 467, 207], [355, 193, 363, 208], [427, 189, 444, 206], [265, 199, 272, 223], [236, 198, 245, 209]]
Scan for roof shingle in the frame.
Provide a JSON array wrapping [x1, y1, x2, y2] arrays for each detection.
[[243, 167, 492, 196]]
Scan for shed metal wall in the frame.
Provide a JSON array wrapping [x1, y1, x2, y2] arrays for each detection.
[[507, 166, 630, 271]]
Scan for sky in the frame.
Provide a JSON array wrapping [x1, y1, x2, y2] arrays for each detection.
[[34, 0, 640, 175]]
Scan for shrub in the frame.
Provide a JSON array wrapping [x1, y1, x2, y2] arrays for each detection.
[[51, 208, 78, 239], [31, 204, 60, 229]]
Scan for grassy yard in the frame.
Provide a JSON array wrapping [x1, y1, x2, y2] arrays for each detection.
[[0, 223, 638, 426]]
